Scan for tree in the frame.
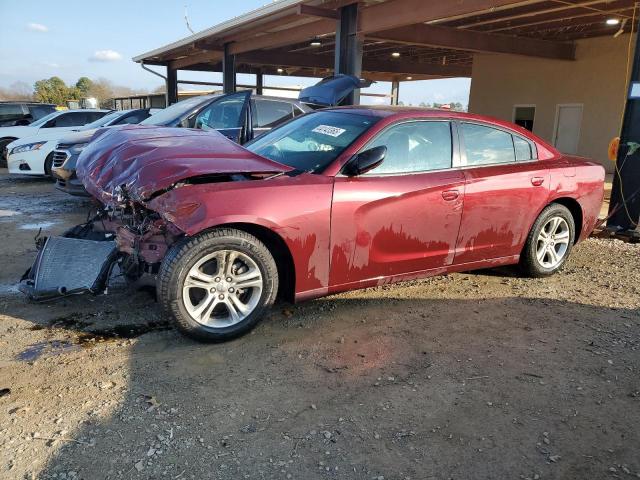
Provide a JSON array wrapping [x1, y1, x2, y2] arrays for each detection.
[[33, 77, 71, 105], [75, 77, 94, 96]]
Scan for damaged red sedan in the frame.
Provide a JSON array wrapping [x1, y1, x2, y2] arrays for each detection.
[[20, 107, 605, 341]]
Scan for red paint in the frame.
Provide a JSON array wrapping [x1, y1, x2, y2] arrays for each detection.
[[83, 107, 605, 302], [77, 125, 291, 206]]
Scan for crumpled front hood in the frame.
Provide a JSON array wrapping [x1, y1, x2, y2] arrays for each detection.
[[76, 125, 291, 206]]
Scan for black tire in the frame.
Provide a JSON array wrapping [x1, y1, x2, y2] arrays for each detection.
[[44, 152, 54, 177], [520, 203, 575, 278], [157, 228, 278, 342], [0, 138, 17, 168]]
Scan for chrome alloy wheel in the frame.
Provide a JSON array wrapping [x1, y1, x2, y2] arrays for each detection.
[[536, 216, 571, 269], [182, 250, 263, 327]]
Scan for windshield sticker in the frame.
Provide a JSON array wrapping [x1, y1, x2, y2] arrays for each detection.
[[312, 125, 346, 137]]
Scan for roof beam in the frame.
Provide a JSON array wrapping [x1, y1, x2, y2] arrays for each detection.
[[170, 50, 223, 70], [228, 0, 533, 55], [369, 23, 575, 60], [237, 50, 471, 77], [358, 0, 537, 34], [297, 4, 338, 19]]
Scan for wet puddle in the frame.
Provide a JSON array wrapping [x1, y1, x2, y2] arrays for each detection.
[[19, 221, 58, 230], [0, 209, 20, 217], [18, 317, 173, 361], [0, 283, 20, 295], [17, 340, 81, 361]]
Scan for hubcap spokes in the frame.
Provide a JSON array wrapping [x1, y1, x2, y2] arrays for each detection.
[[182, 250, 263, 327], [536, 216, 570, 268]]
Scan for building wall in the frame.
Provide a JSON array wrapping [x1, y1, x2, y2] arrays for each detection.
[[469, 34, 635, 172]]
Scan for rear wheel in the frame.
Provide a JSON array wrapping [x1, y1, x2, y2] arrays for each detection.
[[157, 228, 278, 342], [520, 203, 575, 277]]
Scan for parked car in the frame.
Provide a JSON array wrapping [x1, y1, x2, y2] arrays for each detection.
[[50, 75, 373, 196], [0, 109, 110, 168], [0, 101, 57, 127], [20, 106, 605, 343], [5, 108, 151, 177]]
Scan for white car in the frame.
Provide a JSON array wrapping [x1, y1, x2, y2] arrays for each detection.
[[0, 109, 111, 169], [6, 109, 151, 176]]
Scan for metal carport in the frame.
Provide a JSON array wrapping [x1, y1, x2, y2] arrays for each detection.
[[133, 0, 640, 235]]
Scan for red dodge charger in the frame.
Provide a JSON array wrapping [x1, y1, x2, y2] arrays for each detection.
[[23, 106, 605, 341]]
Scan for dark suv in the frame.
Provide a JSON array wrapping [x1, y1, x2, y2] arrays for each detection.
[[0, 102, 57, 127]]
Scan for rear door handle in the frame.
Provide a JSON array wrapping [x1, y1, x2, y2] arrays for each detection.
[[442, 189, 460, 201], [531, 176, 545, 186]]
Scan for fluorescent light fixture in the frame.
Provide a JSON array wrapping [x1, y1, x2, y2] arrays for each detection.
[[406, 76, 413, 80], [310, 40, 321, 47], [606, 18, 620, 25], [277, 68, 284, 73], [391, 52, 401, 58]]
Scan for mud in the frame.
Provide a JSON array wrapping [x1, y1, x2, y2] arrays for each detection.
[[0, 170, 639, 480]]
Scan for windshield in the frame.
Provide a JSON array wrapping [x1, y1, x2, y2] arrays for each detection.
[[29, 111, 61, 127], [140, 96, 214, 126], [81, 110, 122, 129], [245, 111, 379, 173]]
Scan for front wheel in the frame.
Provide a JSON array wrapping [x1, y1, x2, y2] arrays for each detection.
[[520, 203, 575, 277], [157, 228, 279, 342]]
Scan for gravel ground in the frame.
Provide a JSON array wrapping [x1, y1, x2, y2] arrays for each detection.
[[0, 171, 638, 480]]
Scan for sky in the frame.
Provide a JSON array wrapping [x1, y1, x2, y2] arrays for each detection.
[[0, 0, 471, 106]]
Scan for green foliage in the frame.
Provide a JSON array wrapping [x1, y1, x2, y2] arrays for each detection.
[[33, 77, 75, 105], [75, 76, 94, 96]]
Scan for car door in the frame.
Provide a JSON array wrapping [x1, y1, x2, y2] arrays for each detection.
[[454, 121, 550, 264], [329, 120, 465, 291], [191, 91, 251, 143]]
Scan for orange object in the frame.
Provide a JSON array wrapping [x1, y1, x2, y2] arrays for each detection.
[[608, 137, 620, 162]]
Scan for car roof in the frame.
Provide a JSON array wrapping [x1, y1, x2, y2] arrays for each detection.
[[321, 105, 538, 136], [0, 101, 56, 106]]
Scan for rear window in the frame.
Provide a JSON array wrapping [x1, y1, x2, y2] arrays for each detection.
[[0, 104, 25, 120]]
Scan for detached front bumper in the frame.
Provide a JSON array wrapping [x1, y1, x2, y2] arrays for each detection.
[[19, 236, 118, 300]]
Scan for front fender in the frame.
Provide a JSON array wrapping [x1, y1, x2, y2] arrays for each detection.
[[146, 175, 335, 298]]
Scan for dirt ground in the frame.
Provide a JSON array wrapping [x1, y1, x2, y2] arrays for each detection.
[[0, 170, 638, 480]]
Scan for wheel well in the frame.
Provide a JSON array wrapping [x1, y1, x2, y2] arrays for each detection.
[[220, 222, 296, 302], [550, 197, 583, 243]]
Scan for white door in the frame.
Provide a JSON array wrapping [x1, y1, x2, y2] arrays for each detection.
[[554, 104, 583, 155]]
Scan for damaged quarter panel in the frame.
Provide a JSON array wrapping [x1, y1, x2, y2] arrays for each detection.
[[147, 174, 334, 300]]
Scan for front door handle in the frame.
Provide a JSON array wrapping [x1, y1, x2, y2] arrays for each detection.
[[442, 189, 460, 201], [531, 176, 545, 186]]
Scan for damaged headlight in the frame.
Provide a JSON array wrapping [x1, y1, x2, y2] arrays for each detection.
[[69, 142, 88, 155], [11, 141, 47, 154]]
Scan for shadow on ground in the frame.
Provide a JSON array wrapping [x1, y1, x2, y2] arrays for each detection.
[[5, 289, 639, 480]]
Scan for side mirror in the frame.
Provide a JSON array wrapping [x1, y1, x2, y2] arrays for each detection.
[[343, 146, 387, 176]]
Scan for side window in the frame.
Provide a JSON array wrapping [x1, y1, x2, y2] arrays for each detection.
[[115, 111, 149, 125], [252, 100, 294, 129], [85, 112, 106, 123], [50, 112, 87, 127], [194, 95, 246, 130], [461, 123, 515, 166], [365, 121, 452, 175], [514, 135, 534, 161]]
